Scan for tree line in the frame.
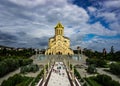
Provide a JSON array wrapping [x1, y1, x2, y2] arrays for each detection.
[[0, 48, 35, 57], [83, 46, 120, 61]]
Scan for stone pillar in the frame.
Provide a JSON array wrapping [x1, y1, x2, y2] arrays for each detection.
[[58, 29, 59, 35], [64, 59, 66, 67], [49, 58, 51, 67], [53, 58, 55, 65], [59, 30, 60, 35], [48, 62, 49, 72], [60, 30, 61, 35], [72, 65, 74, 81], [59, 29, 60, 35], [44, 65, 46, 82], [68, 60, 70, 71]]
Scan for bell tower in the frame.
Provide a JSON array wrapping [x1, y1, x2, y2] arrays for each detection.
[[55, 22, 64, 36]]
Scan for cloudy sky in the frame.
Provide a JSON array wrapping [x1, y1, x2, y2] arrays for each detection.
[[0, 0, 120, 52]]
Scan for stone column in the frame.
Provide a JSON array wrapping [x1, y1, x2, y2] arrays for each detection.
[[72, 65, 74, 81], [52, 58, 55, 65], [64, 59, 66, 67], [68, 60, 70, 71]]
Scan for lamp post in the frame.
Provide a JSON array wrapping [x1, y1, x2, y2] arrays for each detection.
[[77, 46, 80, 61], [81, 47, 82, 59], [35, 49, 37, 59]]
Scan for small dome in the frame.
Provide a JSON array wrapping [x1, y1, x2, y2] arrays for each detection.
[[55, 22, 64, 29]]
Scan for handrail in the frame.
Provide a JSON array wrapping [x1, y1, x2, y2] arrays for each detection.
[[63, 62, 74, 86], [44, 63, 55, 86], [75, 77, 81, 86]]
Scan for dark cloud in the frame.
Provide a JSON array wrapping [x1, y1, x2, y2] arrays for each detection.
[[17, 31, 26, 36], [0, 30, 17, 41], [37, 37, 49, 46], [0, 30, 18, 47]]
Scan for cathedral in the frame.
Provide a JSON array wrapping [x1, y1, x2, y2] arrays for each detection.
[[45, 22, 74, 55]]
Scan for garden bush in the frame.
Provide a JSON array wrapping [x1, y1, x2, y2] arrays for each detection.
[[1, 74, 33, 86], [20, 64, 39, 73], [110, 63, 120, 76], [0, 58, 33, 77]]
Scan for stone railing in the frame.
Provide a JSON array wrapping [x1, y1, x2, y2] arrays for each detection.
[[44, 64, 54, 86], [36, 64, 55, 86], [63, 62, 74, 86], [36, 78, 43, 86], [75, 77, 81, 86]]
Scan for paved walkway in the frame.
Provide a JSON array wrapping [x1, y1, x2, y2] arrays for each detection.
[[47, 62, 70, 86]]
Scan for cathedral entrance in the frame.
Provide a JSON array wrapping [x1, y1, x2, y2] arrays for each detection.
[[56, 51, 62, 55]]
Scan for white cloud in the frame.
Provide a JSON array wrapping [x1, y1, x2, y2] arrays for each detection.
[[9, 0, 47, 7], [104, 0, 120, 8], [87, 1, 120, 35], [97, 12, 117, 23], [71, 36, 120, 52], [0, 0, 119, 51], [88, 6, 97, 12], [110, 22, 120, 32]]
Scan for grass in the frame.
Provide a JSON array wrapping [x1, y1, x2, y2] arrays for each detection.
[[16, 77, 33, 86], [1, 74, 33, 86], [85, 78, 102, 86]]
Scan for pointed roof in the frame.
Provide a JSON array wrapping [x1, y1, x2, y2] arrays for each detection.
[[55, 22, 64, 29]]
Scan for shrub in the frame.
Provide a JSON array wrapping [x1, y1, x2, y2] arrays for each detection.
[[95, 74, 112, 86], [110, 63, 120, 76], [1, 74, 33, 86], [94, 74, 120, 86], [0, 59, 19, 77], [87, 64, 97, 74], [19, 59, 33, 66], [83, 82, 89, 86], [0, 58, 33, 77], [20, 64, 39, 73], [80, 78, 84, 82], [74, 68, 81, 79], [86, 58, 107, 67], [85, 78, 101, 86]]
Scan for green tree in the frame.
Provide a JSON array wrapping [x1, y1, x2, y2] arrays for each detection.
[[103, 48, 107, 58], [87, 64, 97, 74], [110, 46, 114, 54]]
